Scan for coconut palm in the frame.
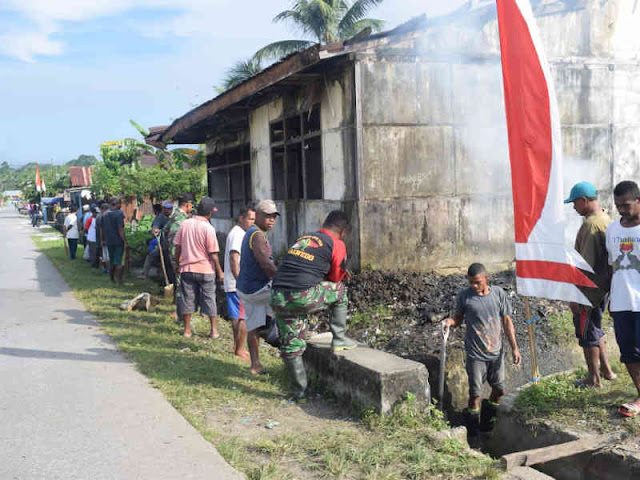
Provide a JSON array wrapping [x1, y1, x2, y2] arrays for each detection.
[[222, 58, 264, 90], [254, 0, 385, 63]]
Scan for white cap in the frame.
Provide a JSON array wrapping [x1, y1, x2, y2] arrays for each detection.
[[256, 199, 279, 215]]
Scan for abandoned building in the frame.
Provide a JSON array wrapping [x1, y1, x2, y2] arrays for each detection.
[[146, 0, 640, 271]]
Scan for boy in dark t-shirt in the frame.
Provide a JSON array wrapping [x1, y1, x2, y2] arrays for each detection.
[[270, 210, 357, 400], [443, 263, 521, 435]]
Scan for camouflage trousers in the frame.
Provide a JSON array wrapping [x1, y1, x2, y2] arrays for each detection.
[[270, 282, 347, 358]]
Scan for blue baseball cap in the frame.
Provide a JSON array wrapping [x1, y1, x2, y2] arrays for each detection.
[[162, 201, 174, 209], [564, 182, 598, 203]]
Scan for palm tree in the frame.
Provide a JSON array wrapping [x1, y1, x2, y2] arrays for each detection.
[[222, 58, 264, 91], [254, 0, 385, 63]]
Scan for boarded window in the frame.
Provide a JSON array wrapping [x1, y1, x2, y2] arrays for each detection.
[[207, 143, 252, 218], [270, 104, 322, 200]]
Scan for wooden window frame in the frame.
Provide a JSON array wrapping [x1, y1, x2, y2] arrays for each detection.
[[270, 104, 323, 200], [207, 143, 252, 219]]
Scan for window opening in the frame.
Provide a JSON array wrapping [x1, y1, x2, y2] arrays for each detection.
[[207, 142, 252, 218], [270, 104, 323, 200]]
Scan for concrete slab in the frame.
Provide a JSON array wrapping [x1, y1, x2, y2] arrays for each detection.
[[501, 466, 554, 480], [305, 333, 430, 413], [0, 208, 243, 480]]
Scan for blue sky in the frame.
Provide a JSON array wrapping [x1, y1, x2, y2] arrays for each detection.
[[0, 0, 466, 166]]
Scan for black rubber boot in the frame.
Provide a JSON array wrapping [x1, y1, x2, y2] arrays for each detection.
[[283, 356, 307, 401], [465, 408, 481, 437], [330, 303, 357, 352], [480, 399, 499, 433]]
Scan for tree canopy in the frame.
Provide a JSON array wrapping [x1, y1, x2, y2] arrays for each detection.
[[253, 0, 385, 63]]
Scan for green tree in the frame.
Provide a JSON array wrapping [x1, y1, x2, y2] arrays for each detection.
[[221, 58, 264, 91], [253, 0, 384, 63], [66, 154, 98, 167]]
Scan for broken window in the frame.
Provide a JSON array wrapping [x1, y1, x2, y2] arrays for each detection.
[[207, 143, 252, 218], [270, 104, 323, 200]]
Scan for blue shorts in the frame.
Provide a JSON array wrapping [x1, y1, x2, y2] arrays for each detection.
[[226, 292, 245, 319], [612, 311, 640, 364], [573, 303, 605, 348]]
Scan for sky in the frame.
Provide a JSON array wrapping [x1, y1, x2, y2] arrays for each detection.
[[0, 0, 467, 166]]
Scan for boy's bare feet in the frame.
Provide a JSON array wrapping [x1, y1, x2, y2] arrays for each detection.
[[250, 364, 265, 375], [235, 350, 250, 362]]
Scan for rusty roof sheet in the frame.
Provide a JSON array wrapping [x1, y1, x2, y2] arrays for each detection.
[[69, 166, 92, 187]]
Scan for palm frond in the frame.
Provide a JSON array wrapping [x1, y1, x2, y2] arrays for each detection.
[[129, 119, 149, 138], [338, 0, 384, 37], [339, 18, 384, 39], [253, 39, 316, 63], [222, 58, 264, 91]]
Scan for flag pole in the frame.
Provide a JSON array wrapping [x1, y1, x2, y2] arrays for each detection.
[[524, 297, 540, 384]]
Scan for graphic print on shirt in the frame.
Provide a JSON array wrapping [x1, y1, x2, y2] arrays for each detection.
[[288, 235, 324, 262], [612, 237, 640, 274]]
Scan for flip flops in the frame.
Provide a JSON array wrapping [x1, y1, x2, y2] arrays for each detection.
[[618, 403, 640, 417]]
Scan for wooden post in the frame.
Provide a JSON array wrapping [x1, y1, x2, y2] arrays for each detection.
[[524, 297, 540, 384]]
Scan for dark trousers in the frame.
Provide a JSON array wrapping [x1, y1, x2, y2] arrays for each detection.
[[68, 239, 78, 259], [88, 241, 99, 268]]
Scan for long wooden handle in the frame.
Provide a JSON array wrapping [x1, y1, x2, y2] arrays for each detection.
[[524, 297, 540, 383], [156, 234, 170, 286]]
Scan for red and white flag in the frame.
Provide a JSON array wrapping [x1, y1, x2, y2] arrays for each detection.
[[496, 0, 596, 305], [35, 164, 42, 193]]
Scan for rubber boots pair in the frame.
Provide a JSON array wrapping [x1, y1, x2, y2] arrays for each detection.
[[330, 303, 357, 352], [480, 399, 499, 433], [465, 408, 481, 437], [283, 355, 307, 401]]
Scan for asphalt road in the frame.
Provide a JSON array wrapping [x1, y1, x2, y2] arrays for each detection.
[[0, 207, 243, 480]]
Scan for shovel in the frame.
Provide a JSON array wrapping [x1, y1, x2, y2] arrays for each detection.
[[438, 321, 450, 411], [156, 232, 174, 298], [62, 234, 69, 258]]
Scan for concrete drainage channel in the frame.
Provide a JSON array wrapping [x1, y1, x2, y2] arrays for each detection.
[[487, 393, 640, 480]]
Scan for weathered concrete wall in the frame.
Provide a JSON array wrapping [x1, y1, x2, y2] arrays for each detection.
[[357, 0, 640, 271]]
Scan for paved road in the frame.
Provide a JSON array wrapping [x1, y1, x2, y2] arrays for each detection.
[[0, 207, 243, 480]]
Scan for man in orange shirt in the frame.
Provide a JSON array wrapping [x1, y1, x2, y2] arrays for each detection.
[[174, 197, 224, 338]]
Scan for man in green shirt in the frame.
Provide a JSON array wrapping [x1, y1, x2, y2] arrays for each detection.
[[565, 182, 617, 388], [162, 193, 194, 316]]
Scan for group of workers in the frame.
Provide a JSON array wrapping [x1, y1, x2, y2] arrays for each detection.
[[443, 179, 640, 437], [56, 180, 640, 426]]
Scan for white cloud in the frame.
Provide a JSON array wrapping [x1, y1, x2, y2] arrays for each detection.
[[0, 29, 62, 62]]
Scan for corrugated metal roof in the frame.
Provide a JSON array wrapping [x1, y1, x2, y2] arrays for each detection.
[[69, 166, 92, 187]]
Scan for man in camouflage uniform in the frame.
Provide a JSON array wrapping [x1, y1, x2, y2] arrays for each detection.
[[270, 211, 357, 400], [162, 193, 194, 314]]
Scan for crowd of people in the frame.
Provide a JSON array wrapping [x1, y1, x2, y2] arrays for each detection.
[[51, 180, 640, 419], [58, 193, 358, 402]]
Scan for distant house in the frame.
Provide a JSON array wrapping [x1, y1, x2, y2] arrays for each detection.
[[65, 166, 93, 208], [146, 1, 640, 271]]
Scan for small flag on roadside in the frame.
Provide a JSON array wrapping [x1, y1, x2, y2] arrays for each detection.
[[35, 164, 42, 193], [496, 0, 597, 306]]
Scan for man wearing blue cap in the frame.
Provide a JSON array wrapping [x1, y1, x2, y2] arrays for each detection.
[[141, 201, 173, 279], [565, 181, 616, 388]]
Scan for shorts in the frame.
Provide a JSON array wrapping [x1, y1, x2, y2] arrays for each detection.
[[573, 303, 605, 348], [178, 272, 217, 317], [237, 284, 272, 332], [612, 311, 640, 364], [107, 244, 124, 266], [226, 292, 245, 319], [466, 354, 505, 398]]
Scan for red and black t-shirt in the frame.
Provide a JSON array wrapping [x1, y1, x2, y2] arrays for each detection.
[[272, 229, 347, 291]]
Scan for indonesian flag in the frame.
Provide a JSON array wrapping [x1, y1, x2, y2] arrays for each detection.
[[496, 0, 596, 305], [35, 164, 42, 193]]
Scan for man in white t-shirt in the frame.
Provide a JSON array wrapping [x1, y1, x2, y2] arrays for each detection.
[[607, 180, 640, 417], [64, 205, 80, 260], [224, 207, 256, 360]]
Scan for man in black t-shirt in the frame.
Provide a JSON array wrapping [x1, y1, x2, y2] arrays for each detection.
[[101, 197, 127, 286]]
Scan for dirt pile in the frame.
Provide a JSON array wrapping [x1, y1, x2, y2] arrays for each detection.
[[343, 269, 568, 359]]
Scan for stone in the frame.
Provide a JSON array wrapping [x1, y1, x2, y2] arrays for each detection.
[[120, 292, 151, 312], [304, 332, 430, 414], [501, 467, 554, 480]]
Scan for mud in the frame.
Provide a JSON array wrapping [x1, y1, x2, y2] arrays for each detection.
[[338, 270, 582, 412]]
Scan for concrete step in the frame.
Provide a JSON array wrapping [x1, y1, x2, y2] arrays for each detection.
[[304, 332, 430, 413]]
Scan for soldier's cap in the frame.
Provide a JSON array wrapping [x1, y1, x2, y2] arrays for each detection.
[[564, 181, 598, 203], [256, 199, 280, 216]]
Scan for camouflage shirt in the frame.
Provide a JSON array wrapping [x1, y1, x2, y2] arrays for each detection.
[[162, 208, 189, 255]]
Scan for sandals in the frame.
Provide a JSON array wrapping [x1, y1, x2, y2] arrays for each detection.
[[618, 402, 640, 417]]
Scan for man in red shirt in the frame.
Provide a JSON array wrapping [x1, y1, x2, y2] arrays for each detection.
[[270, 210, 357, 400], [174, 197, 224, 339]]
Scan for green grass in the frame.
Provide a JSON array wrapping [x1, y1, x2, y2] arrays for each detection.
[[514, 365, 640, 435], [33, 233, 499, 479]]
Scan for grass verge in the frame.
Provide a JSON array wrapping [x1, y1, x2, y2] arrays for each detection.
[[34, 231, 498, 479]]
